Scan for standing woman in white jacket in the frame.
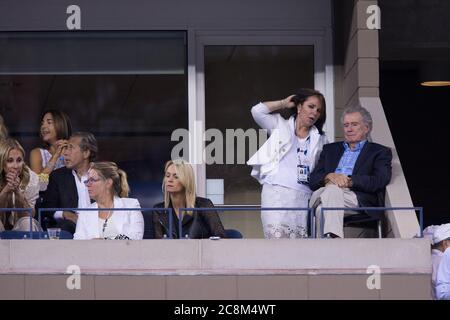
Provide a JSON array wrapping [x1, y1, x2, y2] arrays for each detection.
[[247, 89, 328, 239], [74, 161, 144, 240]]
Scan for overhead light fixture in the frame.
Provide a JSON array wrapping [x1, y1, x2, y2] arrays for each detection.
[[420, 60, 450, 87]]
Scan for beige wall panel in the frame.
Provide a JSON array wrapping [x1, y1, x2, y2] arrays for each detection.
[[201, 239, 430, 271], [358, 58, 379, 87], [379, 275, 431, 300], [358, 30, 379, 57], [95, 275, 165, 299], [25, 275, 95, 300], [0, 241, 10, 271], [237, 275, 308, 300], [358, 87, 379, 97], [350, 0, 379, 41], [355, 1, 379, 31], [344, 32, 358, 77], [343, 63, 359, 105], [309, 275, 380, 299], [0, 275, 25, 300], [346, 89, 360, 110], [10, 240, 200, 271], [166, 276, 237, 299]]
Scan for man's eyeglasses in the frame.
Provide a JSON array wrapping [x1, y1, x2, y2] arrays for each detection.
[[83, 177, 101, 185]]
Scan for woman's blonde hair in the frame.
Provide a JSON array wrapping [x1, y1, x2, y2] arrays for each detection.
[[163, 159, 196, 212], [90, 161, 129, 198], [0, 138, 30, 190]]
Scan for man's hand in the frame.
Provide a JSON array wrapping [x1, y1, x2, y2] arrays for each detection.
[[324, 173, 351, 188], [63, 211, 78, 223]]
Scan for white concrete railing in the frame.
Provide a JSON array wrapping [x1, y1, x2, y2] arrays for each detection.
[[0, 239, 430, 275]]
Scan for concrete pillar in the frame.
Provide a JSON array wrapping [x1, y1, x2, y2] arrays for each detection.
[[338, 0, 420, 237]]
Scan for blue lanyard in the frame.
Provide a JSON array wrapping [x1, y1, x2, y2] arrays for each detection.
[[297, 136, 310, 156]]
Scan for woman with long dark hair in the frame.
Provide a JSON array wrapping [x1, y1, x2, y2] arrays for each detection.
[[247, 89, 328, 239], [30, 109, 72, 191]]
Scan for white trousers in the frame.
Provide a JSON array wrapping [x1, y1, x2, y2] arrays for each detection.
[[309, 184, 359, 238], [261, 184, 311, 239]]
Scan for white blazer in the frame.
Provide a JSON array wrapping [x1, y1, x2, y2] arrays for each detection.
[[247, 102, 328, 184], [74, 197, 144, 240]]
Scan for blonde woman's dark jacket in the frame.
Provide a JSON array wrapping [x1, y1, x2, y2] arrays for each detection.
[[153, 197, 226, 239]]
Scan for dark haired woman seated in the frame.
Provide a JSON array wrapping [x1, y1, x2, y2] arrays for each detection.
[[153, 159, 226, 239]]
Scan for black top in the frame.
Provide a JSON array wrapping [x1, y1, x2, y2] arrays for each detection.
[[153, 196, 226, 239], [41, 167, 78, 222]]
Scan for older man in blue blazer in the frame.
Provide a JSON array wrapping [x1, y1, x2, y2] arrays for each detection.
[[309, 105, 392, 238]]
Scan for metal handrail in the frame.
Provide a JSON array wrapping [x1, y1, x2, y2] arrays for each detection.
[[38, 207, 173, 239], [212, 204, 261, 207], [179, 207, 312, 239], [0, 205, 422, 240]]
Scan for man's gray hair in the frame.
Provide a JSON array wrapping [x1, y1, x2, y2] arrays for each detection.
[[340, 104, 373, 133], [71, 131, 98, 162]]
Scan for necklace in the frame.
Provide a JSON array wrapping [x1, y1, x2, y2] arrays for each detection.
[[101, 210, 113, 235]]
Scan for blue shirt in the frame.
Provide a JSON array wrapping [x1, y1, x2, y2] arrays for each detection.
[[335, 140, 367, 176]]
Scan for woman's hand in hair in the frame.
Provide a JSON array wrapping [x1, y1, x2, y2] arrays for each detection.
[[280, 94, 296, 109], [263, 94, 296, 112]]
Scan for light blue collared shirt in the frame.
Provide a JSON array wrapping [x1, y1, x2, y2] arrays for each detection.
[[335, 140, 367, 176]]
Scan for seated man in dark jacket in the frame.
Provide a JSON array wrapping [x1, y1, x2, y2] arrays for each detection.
[[309, 105, 392, 238], [42, 132, 98, 234]]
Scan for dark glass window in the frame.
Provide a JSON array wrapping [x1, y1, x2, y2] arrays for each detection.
[[0, 31, 188, 207]]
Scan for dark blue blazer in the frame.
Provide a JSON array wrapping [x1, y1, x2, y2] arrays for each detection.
[[309, 141, 392, 208], [41, 167, 78, 223]]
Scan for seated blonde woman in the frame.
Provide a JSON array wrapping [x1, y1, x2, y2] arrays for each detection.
[[74, 162, 144, 240], [0, 139, 41, 231], [153, 159, 226, 239]]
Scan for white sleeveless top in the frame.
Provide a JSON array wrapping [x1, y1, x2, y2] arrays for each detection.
[[37, 148, 65, 192], [39, 148, 65, 170]]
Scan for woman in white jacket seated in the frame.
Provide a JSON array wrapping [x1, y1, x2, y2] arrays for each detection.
[[247, 89, 328, 239], [74, 161, 144, 240]]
